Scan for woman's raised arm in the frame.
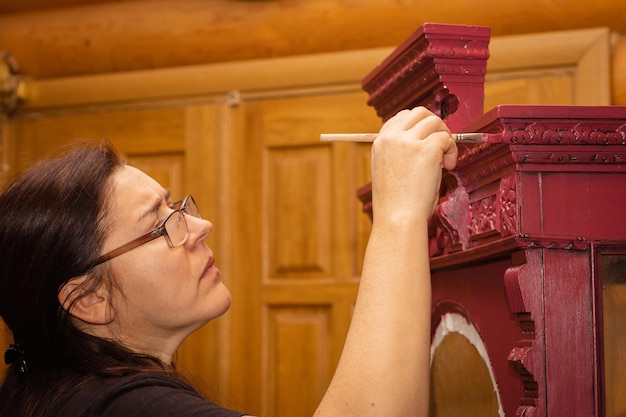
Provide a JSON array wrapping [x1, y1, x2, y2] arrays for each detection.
[[314, 107, 458, 417]]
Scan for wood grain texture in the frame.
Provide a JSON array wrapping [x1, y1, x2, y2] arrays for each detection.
[[1, 0, 626, 80]]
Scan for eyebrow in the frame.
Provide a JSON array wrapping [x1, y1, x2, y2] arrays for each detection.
[[137, 189, 172, 222]]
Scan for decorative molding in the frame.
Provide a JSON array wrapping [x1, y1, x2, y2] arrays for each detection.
[[361, 23, 490, 131], [428, 178, 468, 256], [499, 173, 517, 237], [503, 123, 626, 146], [516, 234, 590, 250], [504, 264, 539, 416], [468, 194, 498, 236]]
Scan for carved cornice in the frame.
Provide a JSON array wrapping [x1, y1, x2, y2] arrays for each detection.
[[503, 122, 626, 145], [500, 122, 626, 167], [359, 106, 626, 265], [361, 23, 489, 131]]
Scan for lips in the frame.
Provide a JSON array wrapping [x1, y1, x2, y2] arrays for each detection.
[[200, 255, 217, 280]]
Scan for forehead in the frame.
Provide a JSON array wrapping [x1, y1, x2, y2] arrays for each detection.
[[109, 165, 166, 213]]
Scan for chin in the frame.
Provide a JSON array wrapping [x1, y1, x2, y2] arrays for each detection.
[[208, 286, 232, 319]]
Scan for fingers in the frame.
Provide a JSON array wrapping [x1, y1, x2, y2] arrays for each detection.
[[378, 107, 433, 137], [377, 107, 458, 171]]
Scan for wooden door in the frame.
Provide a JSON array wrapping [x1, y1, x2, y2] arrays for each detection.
[[226, 91, 380, 416]]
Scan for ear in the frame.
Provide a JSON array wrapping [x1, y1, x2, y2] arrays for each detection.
[[58, 276, 115, 325]]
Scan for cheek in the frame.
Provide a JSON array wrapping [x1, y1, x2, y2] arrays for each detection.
[[111, 251, 178, 294]]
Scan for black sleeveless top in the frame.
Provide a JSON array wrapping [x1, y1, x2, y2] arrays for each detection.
[[59, 372, 247, 417]]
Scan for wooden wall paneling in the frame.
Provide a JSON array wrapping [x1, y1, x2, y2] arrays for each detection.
[[17, 48, 392, 111], [12, 28, 612, 114], [613, 34, 626, 105], [485, 27, 612, 109], [176, 104, 232, 401], [9, 107, 185, 173], [124, 154, 184, 197], [265, 305, 332, 417], [228, 100, 264, 414]]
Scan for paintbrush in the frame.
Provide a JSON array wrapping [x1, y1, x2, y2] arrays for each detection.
[[319, 132, 498, 143]]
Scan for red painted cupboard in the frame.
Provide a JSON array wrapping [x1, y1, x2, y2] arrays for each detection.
[[357, 23, 626, 417]]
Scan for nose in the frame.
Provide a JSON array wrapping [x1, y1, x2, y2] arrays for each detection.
[[185, 214, 213, 246]]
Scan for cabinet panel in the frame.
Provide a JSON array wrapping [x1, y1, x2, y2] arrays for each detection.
[[599, 252, 626, 417]]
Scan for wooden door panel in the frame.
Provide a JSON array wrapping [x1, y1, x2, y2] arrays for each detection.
[[11, 107, 185, 173], [229, 90, 381, 416], [124, 153, 185, 198], [265, 305, 332, 417], [266, 146, 332, 280]]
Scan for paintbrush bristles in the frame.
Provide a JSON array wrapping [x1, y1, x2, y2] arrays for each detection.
[[320, 132, 489, 143]]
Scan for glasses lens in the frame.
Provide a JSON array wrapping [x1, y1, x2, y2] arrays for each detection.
[[184, 196, 200, 218], [164, 211, 188, 247]]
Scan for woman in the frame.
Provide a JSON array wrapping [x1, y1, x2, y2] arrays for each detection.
[[0, 107, 457, 417]]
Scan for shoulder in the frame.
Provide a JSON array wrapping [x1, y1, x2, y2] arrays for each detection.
[[60, 372, 246, 417]]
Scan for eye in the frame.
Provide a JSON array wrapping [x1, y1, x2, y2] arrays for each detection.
[[156, 202, 174, 224]]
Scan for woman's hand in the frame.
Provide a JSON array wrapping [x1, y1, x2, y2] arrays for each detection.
[[370, 107, 458, 225]]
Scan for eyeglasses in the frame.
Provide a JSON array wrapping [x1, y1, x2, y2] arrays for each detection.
[[91, 195, 200, 268]]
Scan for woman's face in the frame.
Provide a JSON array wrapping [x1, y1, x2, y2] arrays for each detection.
[[101, 165, 231, 357]]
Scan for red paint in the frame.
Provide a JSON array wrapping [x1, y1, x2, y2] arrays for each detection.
[[359, 22, 626, 417]]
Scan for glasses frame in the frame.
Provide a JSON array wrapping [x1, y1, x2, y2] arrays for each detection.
[[90, 195, 199, 268]]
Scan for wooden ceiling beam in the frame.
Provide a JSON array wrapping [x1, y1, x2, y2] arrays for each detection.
[[1, 0, 625, 80]]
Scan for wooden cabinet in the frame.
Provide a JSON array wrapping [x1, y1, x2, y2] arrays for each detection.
[[358, 23, 624, 417]]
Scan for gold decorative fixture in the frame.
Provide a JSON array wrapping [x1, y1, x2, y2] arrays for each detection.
[[0, 51, 27, 115]]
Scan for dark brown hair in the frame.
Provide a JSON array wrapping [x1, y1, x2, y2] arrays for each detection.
[[0, 142, 173, 416]]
